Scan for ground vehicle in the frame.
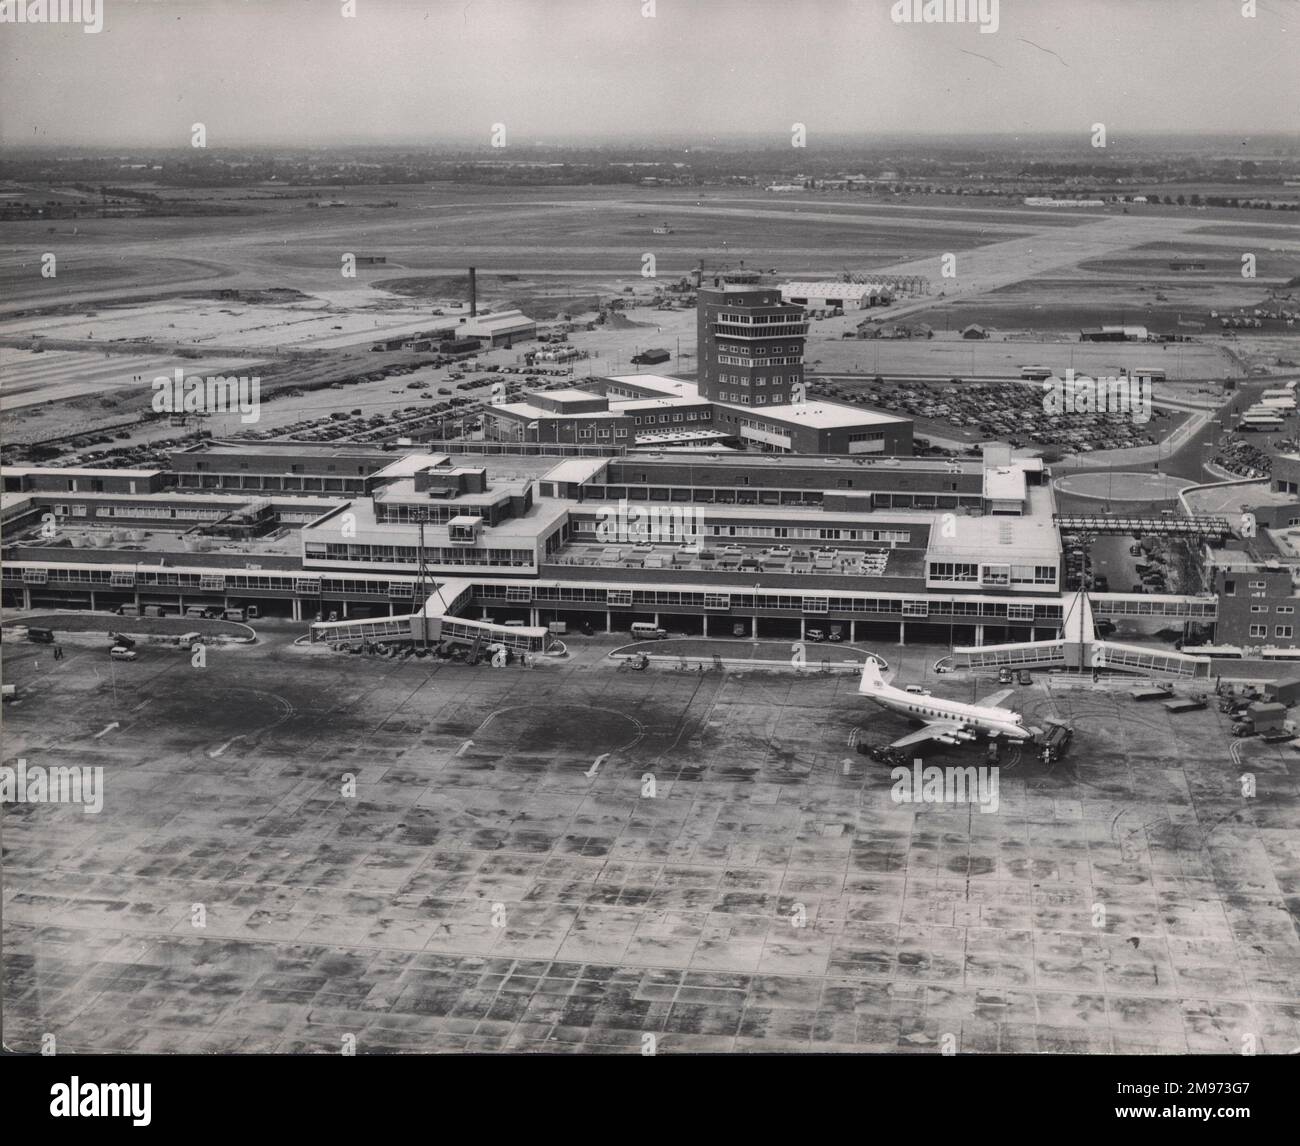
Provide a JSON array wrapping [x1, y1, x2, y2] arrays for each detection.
[[186, 606, 214, 619], [1037, 719, 1073, 764], [223, 608, 246, 622], [109, 646, 137, 661], [630, 623, 668, 640], [1017, 669, 1032, 686], [806, 628, 827, 642], [1129, 544, 1143, 556], [828, 624, 844, 642], [116, 604, 141, 617], [998, 666, 1013, 684], [438, 387, 451, 395], [732, 623, 748, 637], [26, 627, 55, 643], [903, 684, 932, 696], [1020, 365, 1053, 381]]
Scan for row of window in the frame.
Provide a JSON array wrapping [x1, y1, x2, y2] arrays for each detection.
[[718, 344, 799, 355], [508, 584, 1065, 619], [1249, 604, 1295, 614], [1250, 625, 1294, 638], [6, 566, 426, 595], [572, 520, 910, 543], [190, 463, 370, 476], [714, 313, 800, 325], [632, 412, 706, 425], [52, 504, 228, 521], [302, 543, 534, 566], [180, 474, 366, 489]]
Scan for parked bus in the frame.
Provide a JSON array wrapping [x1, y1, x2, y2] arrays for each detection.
[[1260, 389, 1297, 409], [1019, 365, 1053, 381], [1239, 413, 1283, 432]]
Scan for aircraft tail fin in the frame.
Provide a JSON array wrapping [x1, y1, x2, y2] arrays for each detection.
[[859, 656, 886, 694]]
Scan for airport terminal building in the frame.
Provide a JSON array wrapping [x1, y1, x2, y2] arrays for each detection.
[[3, 440, 1191, 651]]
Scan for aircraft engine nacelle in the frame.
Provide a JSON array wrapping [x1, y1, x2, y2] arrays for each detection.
[[953, 729, 977, 741], [935, 734, 960, 745]]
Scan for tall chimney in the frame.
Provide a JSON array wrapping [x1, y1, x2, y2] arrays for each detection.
[[468, 266, 477, 317]]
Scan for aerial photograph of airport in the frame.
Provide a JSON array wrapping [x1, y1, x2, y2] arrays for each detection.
[[1, 0, 1298, 1090]]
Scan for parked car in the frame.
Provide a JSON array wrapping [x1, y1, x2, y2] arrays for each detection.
[[109, 646, 137, 661], [806, 628, 827, 642], [904, 684, 931, 696], [998, 666, 1013, 684], [1017, 669, 1032, 686]]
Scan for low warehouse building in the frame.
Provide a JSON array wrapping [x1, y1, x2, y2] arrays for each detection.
[[780, 281, 893, 310]]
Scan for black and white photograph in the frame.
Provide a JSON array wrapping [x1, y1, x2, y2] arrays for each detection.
[[1, 0, 1298, 1093]]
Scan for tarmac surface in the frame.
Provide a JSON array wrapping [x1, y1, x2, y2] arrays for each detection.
[[2, 624, 1298, 1054]]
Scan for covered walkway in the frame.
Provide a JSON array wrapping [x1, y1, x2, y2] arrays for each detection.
[[952, 590, 1212, 677]]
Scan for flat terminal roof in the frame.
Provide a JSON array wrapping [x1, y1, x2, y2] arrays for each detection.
[[610, 397, 704, 412], [535, 388, 607, 403], [719, 400, 908, 430], [543, 457, 610, 484], [301, 496, 567, 548], [492, 401, 621, 420], [2, 466, 162, 479], [605, 374, 699, 399], [925, 488, 1060, 562], [984, 465, 1028, 502], [184, 441, 390, 458], [373, 476, 529, 502], [373, 453, 451, 479]]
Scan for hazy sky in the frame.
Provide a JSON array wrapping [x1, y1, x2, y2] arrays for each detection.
[[1, 0, 1297, 147]]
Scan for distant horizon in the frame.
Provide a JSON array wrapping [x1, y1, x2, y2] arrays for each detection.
[[1, 0, 1296, 148], [4, 129, 1300, 155]]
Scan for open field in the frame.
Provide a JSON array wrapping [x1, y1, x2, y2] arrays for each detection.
[[2, 183, 1296, 465], [2, 624, 1298, 1053]]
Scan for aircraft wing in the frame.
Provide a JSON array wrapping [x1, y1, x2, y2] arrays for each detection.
[[889, 721, 967, 749], [974, 688, 1015, 710]]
